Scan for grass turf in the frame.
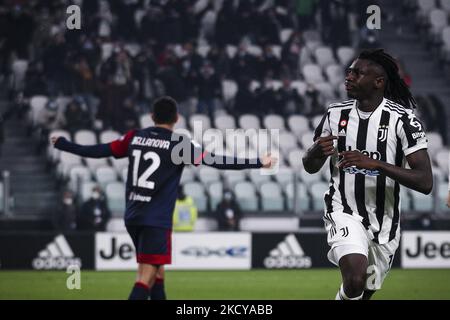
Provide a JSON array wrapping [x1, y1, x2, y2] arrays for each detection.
[[1, 269, 449, 300]]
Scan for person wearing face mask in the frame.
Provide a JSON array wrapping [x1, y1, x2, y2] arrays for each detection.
[[172, 185, 198, 232], [216, 190, 242, 232], [53, 190, 78, 231], [79, 186, 111, 231]]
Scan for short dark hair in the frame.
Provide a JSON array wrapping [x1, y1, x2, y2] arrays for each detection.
[[152, 96, 178, 124]]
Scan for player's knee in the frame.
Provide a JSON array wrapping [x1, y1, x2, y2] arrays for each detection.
[[344, 275, 366, 297]]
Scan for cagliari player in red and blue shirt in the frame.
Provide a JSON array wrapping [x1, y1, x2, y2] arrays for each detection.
[[52, 96, 276, 300]]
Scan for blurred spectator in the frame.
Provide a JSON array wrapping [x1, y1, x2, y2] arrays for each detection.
[[43, 33, 70, 96], [259, 44, 281, 79], [275, 78, 304, 116], [234, 77, 257, 115], [119, 97, 140, 133], [358, 29, 381, 50], [64, 97, 91, 134], [4, 4, 34, 60], [172, 186, 198, 232], [207, 44, 230, 78], [230, 42, 258, 83], [98, 49, 133, 130], [215, 0, 238, 46], [216, 190, 242, 232], [23, 60, 48, 98], [53, 190, 78, 231], [79, 186, 111, 231], [295, 0, 316, 32], [304, 83, 323, 116], [281, 32, 303, 77], [133, 45, 158, 102], [196, 61, 222, 117]]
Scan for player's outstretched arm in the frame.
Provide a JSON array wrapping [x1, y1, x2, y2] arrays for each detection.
[[201, 152, 277, 170], [51, 136, 113, 158]]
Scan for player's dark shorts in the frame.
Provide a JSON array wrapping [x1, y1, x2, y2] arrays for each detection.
[[125, 225, 172, 265]]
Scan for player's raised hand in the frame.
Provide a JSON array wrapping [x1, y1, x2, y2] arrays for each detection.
[[261, 153, 278, 169], [309, 135, 338, 158], [50, 136, 60, 146]]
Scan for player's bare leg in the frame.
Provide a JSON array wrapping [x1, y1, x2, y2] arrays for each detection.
[[336, 253, 368, 300], [128, 263, 158, 300], [136, 263, 159, 287], [151, 266, 167, 300]]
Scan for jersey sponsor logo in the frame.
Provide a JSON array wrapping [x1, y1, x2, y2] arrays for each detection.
[[32, 235, 81, 270], [128, 192, 152, 202], [378, 125, 388, 142], [343, 166, 380, 176], [263, 234, 312, 269], [412, 131, 425, 140], [346, 146, 381, 160], [339, 119, 348, 127]]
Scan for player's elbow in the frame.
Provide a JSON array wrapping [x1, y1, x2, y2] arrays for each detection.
[[302, 157, 320, 174], [419, 176, 433, 195]]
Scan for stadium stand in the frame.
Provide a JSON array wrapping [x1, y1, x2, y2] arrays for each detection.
[[0, 0, 448, 231]]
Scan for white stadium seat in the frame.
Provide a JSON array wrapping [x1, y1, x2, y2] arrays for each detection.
[[68, 165, 92, 192], [198, 167, 221, 185], [234, 181, 258, 211], [183, 182, 208, 212], [139, 114, 154, 128], [314, 46, 336, 68], [95, 166, 118, 189], [337, 46, 355, 67], [215, 114, 236, 131], [222, 80, 238, 102], [263, 114, 286, 131], [74, 130, 97, 145], [287, 149, 305, 169], [105, 182, 126, 214], [310, 182, 329, 211], [302, 64, 324, 83], [99, 130, 120, 144], [260, 182, 284, 211], [208, 182, 223, 211], [84, 157, 109, 173], [29, 95, 49, 126], [285, 182, 309, 211], [288, 115, 310, 136], [239, 114, 261, 130]]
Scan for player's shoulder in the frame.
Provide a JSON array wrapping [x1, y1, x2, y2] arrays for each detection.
[[383, 99, 413, 118], [327, 99, 355, 110]]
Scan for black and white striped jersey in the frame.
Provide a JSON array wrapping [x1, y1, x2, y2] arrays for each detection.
[[313, 98, 428, 244]]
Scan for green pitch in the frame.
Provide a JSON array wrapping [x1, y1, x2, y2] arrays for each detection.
[[1, 269, 450, 300]]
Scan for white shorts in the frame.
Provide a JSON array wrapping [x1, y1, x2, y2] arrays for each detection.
[[324, 212, 400, 291]]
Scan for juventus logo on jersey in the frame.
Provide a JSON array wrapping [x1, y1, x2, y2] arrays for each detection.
[[340, 226, 349, 237], [378, 125, 388, 142]]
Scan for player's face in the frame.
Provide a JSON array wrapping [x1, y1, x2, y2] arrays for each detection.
[[345, 59, 380, 100]]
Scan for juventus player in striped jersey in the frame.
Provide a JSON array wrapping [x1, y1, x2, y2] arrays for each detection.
[[302, 49, 433, 300]]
